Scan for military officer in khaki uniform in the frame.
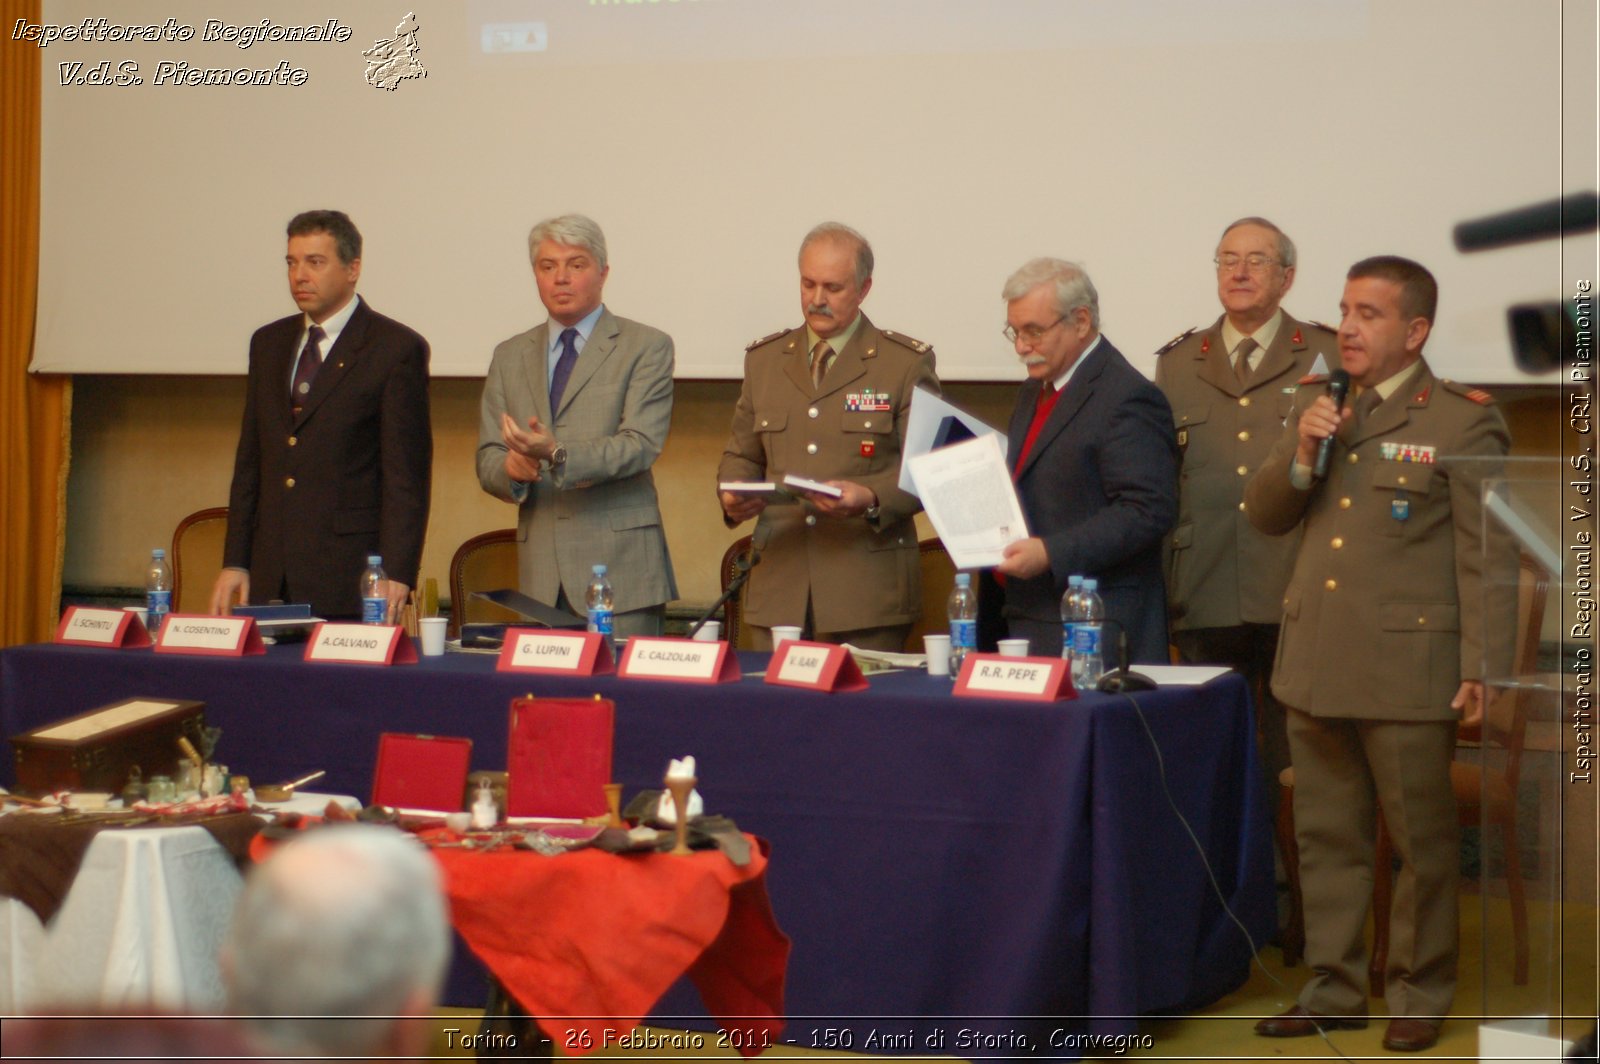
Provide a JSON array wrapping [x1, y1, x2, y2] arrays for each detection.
[[718, 222, 938, 651], [1246, 257, 1512, 1053], [1156, 217, 1339, 794]]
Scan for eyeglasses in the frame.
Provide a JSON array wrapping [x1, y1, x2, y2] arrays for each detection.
[[1214, 253, 1281, 273], [1003, 316, 1065, 345]]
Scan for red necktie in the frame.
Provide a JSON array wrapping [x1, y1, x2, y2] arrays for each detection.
[[1014, 380, 1060, 475]]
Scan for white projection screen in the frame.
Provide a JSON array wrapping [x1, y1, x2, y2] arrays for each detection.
[[27, 0, 1595, 380]]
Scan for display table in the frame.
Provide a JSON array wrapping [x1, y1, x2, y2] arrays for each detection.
[[1, 642, 1274, 1051], [0, 792, 353, 1012], [431, 836, 786, 1055]]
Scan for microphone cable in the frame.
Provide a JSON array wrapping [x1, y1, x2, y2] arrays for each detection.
[[1114, 687, 1358, 1062]]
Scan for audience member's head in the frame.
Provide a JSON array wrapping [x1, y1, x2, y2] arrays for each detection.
[[221, 824, 450, 1058]]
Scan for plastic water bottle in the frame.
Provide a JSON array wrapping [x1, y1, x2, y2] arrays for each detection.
[[1059, 574, 1084, 663], [1073, 578, 1105, 689], [947, 572, 977, 675], [360, 555, 388, 624], [586, 564, 615, 651], [145, 549, 172, 635]]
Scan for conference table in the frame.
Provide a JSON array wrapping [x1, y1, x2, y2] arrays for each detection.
[[1, 641, 1274, 1054]]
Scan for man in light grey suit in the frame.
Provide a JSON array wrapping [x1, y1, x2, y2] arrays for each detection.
[[477, 214, 677, 636]]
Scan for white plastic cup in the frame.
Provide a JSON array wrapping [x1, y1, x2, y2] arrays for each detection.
[[692, 620, 721, 642], [123, 606, 149, 630], [419, 616, 447, 656], [771, 625, 803, 646], [923, 634, 952, 676], [998, 638, 1031, 658]]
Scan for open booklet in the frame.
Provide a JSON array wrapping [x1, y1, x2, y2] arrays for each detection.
[[906, 434, 1029, 569]]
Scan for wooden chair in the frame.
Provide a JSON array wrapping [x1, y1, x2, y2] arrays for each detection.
[[1369, 553, 1548, 992], [1278, 554, 1548, 991], [170, 507, 229, 614], [447, 529, 520, 639], [718, 535, 757, 650]]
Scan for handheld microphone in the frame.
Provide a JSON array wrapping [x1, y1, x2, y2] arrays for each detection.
[[1311, 369, 1351, 481]]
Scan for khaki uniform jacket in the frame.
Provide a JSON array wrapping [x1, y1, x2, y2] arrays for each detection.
[[1156, 313, 1339, 630], [718, 316, 938, 633], [476, 309, 678, 614], [1244, 360, 1513, 721]]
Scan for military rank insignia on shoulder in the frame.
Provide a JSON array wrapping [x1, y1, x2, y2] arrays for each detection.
[[1441, 379, 1495, 406], [1155, 327, 1197, 356], [880, 330, 931, 354], [745, 329, 789, 352]]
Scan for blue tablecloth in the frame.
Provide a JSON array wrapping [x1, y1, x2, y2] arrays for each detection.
[[1, 642, 1272, 1055]]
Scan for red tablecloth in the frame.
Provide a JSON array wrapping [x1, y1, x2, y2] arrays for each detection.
[[434, 837, 789, 1057]]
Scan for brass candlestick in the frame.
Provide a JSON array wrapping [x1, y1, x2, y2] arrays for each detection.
[[602, 783, 625, 828], [665, 775, 697, 856]]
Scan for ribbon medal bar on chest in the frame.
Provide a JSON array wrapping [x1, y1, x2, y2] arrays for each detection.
[[845, 391, 892, 412]]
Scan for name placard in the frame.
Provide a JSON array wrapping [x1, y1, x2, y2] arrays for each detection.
[[304, 622, 417, 666], [618, 637, 740, 684], [155, 614, 265, 656], [54, 606, 151, 649], [497, 629, 614, 675], [764, 640, 868, 693], [953, 654, 1075, 701]]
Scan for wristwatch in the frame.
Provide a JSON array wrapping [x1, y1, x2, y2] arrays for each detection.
[[549, 443, 568, 468]]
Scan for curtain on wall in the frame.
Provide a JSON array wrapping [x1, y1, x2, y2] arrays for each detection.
[[1, 0, 71, 646]]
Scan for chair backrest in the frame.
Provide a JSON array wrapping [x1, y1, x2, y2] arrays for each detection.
[[907, 537, 957, 650], [1476, 553, 1550, 785], [170, 507, 230, 614], [719, 535, 756, 650], [447, 529, 520, 638]]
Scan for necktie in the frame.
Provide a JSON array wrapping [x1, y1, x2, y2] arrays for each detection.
[[549, 328, 579, 413], [809, 340, 834, 388], [291, 325, 325, 408], [1015, 380, 1060, 475], [1352, 387, 1382, 426], [1232, 337, 1258, 387]]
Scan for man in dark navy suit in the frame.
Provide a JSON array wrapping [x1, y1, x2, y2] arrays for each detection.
[[992, 257, 1178, 663], [211, 210, 431, 620]]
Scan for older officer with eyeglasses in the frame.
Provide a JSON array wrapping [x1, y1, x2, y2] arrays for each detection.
[[1154, 217, 1341, 830]]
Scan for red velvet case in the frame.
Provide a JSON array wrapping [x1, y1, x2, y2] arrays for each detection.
[[505, 697, 614, 819], [371, 732, 473, 811]]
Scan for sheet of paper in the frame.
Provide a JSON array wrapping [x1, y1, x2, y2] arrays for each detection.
[[906, 434, 1029, 569], [897, 385, 1006, 496]]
